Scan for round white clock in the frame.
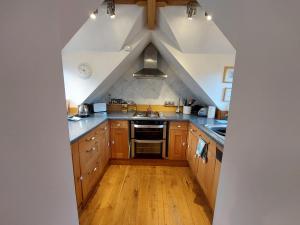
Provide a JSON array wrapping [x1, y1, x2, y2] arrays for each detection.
[[78, 63, 92, 79]]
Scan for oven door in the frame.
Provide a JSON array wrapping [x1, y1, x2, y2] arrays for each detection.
[[131, 139, 166, 159], [133, 124, 165, 140]]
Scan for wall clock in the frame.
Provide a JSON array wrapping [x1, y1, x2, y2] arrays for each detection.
[[78, 63, 92, 79]]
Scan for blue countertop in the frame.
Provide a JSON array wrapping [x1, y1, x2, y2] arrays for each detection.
[[68, 112, 226, 147]]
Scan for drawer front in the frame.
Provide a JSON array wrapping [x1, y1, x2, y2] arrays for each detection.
[[81, 161, 101, 201], [110, 120, 128, 129], [169, 121, 189, 130], [79, 142, 101, 174], [78, 128, 99, 145], [189, 123, 199, 134], [96, 121, 109, 132], [198, 128, 211, 144]]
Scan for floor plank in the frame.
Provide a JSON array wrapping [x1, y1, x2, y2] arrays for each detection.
[[80, 165, 212, 225]]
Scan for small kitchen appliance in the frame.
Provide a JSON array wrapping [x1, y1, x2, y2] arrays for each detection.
[[207, 106, 216, 119], [198, 107, 208, 117], [78, 104, 90, 117], [93, 103, 107, 112]]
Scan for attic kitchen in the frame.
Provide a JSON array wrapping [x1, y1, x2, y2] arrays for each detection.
[[64, 0, 235, 225]]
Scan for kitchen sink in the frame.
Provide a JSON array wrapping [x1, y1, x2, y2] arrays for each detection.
[[205, 124, 227, 138]]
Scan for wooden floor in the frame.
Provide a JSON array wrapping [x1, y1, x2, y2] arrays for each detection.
[[80, 165, 213, 225]]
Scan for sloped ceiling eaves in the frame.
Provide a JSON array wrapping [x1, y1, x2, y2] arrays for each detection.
[[157, 8, 182, 51], [151, 31, 216, 107], [85, 31, 151, 103]]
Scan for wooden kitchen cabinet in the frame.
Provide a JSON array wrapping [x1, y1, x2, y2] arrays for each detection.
[[196, 140, 216, 208], [103, 121, 111, 165], [71, 142, 83, 207], [70, 121, 111, 209], [210, 148, 222, 210], [187, 122, 221, 212], [187, 124, 199, 174], [110, 120, 129, 159], [168, 122, 188, 160]]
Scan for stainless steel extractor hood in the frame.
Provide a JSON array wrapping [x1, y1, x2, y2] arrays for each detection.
[[133, 44, 167, 79]]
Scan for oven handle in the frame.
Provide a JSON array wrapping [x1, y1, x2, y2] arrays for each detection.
[[134, 139, 164, 144], [133, 124, 164, 129]]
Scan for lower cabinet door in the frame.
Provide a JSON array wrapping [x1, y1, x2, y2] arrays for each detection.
[[210, 155, 221, 210], [111, 127, 129, 159], [168, 129, 187, 160], [71, 142, 83, 207], [190, 132, 199, 175]]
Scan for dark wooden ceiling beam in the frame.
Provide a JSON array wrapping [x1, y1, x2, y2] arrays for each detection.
[[115, 0, 190, 5], [147, 0, 156, 29], [114, 0, 191, 29]]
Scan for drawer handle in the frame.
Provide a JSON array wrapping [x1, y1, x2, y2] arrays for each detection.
[[105, 126, 107, 130], [86, 147, 96, 153], [177, 125, 181, 128], [117, 124, 121, 127], [86, 136, 96, 142]]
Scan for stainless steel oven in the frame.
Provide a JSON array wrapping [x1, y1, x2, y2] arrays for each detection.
[[130, 120, 167, 159]]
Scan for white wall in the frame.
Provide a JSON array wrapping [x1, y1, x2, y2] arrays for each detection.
[[63, 51, 128, 105], [0, 0, 98, 225], [63, 31, 151, 106], [198, 0, 300, 225], [98, 57, 200, 105]]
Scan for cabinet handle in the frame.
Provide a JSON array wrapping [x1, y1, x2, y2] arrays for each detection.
[[182, 142, 186, 146], [112, 140, 115, 144], [177, 125, 181, 128], [117, 124, 121, 127], [105, 126, 107, 130], [86, 147, 96, 153], [80, 176, 83, 181], [108, 142, 110, 147]]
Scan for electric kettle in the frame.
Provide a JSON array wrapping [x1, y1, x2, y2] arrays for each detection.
[[78, 104, 90, 117]]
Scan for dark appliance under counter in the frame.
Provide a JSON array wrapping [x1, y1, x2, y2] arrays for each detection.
[[130, 120, 167, 159]]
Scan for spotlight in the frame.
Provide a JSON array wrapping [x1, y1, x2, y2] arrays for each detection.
[[205, 11, 212, 21], [90, 9, 98, 20], [107, 0, 116, 19], [186, 1, 197, 20]]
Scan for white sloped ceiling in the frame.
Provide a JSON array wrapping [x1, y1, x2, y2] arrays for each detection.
[[63, 4, 144, 52], [158, 6, 235, 54], [62, 3, 236, 110]]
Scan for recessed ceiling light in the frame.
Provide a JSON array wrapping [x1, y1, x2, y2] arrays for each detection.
[[90, 9, 98, 20]]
